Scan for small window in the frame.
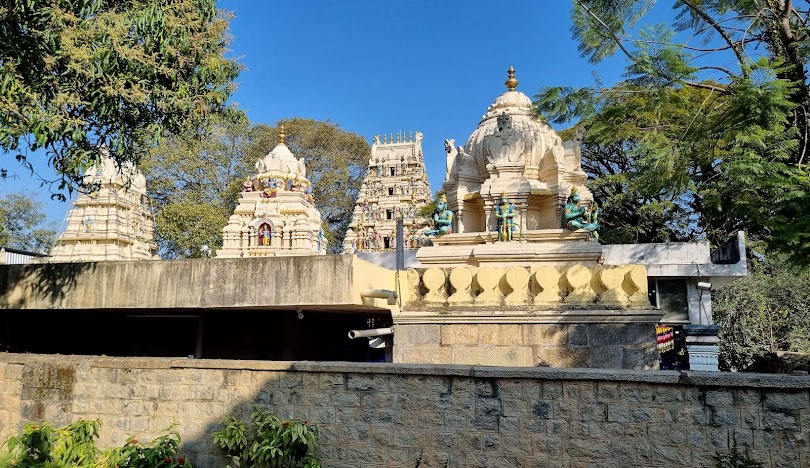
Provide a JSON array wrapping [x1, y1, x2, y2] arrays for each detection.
[[390, 167, 396, 176], [388, 187, 394, 196], [384, 237, 390, 249], [387, 210, 393, 220]]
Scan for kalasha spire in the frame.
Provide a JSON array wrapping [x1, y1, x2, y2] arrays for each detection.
[[505, 65, 518, 91], [278, 124, 286, 144]]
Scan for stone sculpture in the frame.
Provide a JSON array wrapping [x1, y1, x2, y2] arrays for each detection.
[[495, 194, 516, 242], [564, 188, 600, 241], [425, 194, 453, 237]]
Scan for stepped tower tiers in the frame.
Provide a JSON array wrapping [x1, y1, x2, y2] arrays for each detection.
[[343, 131, 433, 252], [50, 151, 157, 262], [419, 66, 599, 267], [216, 126, 327, 258]]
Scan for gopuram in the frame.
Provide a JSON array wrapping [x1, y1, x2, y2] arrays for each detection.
[[49, 152, 157, 262], [216, 126, 327, 257], [343, 131, 433, 252]]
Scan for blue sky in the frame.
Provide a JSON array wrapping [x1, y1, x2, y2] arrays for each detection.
[[3, 0, 675, 231]]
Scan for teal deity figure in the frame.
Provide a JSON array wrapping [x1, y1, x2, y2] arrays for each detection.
[[495, 195, 516, 242], [564, 188, 600, 241], [425, 194, 453, 237]]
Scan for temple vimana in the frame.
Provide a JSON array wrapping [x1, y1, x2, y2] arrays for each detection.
[[2, 67, 747, 372]]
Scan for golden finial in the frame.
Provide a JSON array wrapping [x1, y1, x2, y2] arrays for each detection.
[[409, 132, 413, 142], [390, 133, 393, 143], [278, 124, 286, 144], [383, 134, 387, 144], [438, 193, 447, 203], [505, 65, 518, 91]]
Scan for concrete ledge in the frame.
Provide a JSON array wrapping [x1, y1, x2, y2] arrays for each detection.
[[1, 353, 808, 388]]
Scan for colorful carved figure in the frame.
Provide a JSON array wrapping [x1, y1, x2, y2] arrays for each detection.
[[258, 223, 271, 246], [564, 188, 600, 241], [243, 177, 254, 192], [425, 194, 453, 237], [495, 194, 516, 241]]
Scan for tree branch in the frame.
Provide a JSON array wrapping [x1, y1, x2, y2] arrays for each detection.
[[680, 0, 749, 74], [574, 0, 636, 62]]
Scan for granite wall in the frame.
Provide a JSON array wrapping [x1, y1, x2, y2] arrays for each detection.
[[0, 354, 808, 468]]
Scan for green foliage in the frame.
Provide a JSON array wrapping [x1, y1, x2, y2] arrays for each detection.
[[537, 1, 810, 260], [0, 419, 191, 468], [0, 0, 240, 197], [713, 254, 810, 372], [714, 443, 763, 468], [142, 113, 251, 258], [212, 408, 321, 468], [246, 118, 369, 253], [107, 424, 191, 468], [0, 191, 56, 253]]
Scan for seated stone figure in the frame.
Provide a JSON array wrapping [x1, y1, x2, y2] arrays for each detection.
[[425, 194, 453, 237], [564, 188, 600, 241], [495, 195, 516, 242]]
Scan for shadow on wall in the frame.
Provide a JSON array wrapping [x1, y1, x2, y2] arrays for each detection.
[[0, 262, 97, 309]]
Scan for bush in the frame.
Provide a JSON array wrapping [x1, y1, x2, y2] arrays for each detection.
[[212, 408, 320, 468], [0, 419, 191, 468]]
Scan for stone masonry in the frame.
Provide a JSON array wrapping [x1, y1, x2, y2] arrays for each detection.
[[0, 354, 808, 468]]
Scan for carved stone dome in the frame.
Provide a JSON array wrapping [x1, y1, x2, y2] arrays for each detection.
[[463, 68, 564, 174], [255, 125, 307, 179], [262, 142, 300, 174]]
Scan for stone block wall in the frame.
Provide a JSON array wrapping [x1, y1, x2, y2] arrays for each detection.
[[0, 354, 808, 468], [393, 323, 659, 369]]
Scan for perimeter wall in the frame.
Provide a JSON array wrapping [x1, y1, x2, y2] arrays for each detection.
[[0, 354, 807, 468]]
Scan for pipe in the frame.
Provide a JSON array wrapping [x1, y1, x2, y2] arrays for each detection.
[[348, 327, 394, 339], [360, 288, 398, 305]]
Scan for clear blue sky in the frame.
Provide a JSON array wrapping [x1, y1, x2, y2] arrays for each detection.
[[3, 0, 674, 231]]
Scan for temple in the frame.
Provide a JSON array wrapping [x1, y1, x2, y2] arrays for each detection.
[[49, 152, 157, 262], [419, 66, 599, 267], [216, 126, 327, 258], [343, 131, 433, 252]]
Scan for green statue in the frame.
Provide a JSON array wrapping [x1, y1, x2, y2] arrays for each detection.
[[564, 187, 600, 241], [495, 194, 516, 242], [425, 194, 453, 237]]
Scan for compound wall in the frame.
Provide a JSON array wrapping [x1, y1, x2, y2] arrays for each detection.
[[0, 354, 807, 467]]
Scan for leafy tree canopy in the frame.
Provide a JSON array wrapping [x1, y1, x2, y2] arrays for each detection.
[[0, 0, 240, 198], [714, 254, 810, 371], [0, 191, 56, 252], [536, 0, 810, 262]]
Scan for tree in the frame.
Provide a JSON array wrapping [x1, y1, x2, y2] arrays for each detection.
[[245, 118, 369, 252], [536, 1, 810, 261], [0, 0, 240, 197], [142, 116, 369, 257], [714, 255, 810, 371], [0, 191, 56, 252], [141, 114, 251, 258]]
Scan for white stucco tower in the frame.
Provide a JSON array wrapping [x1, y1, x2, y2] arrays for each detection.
[[343, 132, 433, 252], [216, 126, 327, 258], [50, 153, 158, 262]]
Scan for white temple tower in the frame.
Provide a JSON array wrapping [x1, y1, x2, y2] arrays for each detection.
[[49, 153, 157, 262], [343, 132, 433, 252], [216, 126, 327, 258]]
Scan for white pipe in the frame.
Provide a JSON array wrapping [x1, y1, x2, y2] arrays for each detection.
[[348, 327, 394, 339], [360, 288, 398, 305]]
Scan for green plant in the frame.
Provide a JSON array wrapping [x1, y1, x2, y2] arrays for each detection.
[[212, 408, 321, 468], [715, 444, 764, 468], [2, 419, 101, 467], [0, 419, 192, 468], [107, 423, 191, 468]]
